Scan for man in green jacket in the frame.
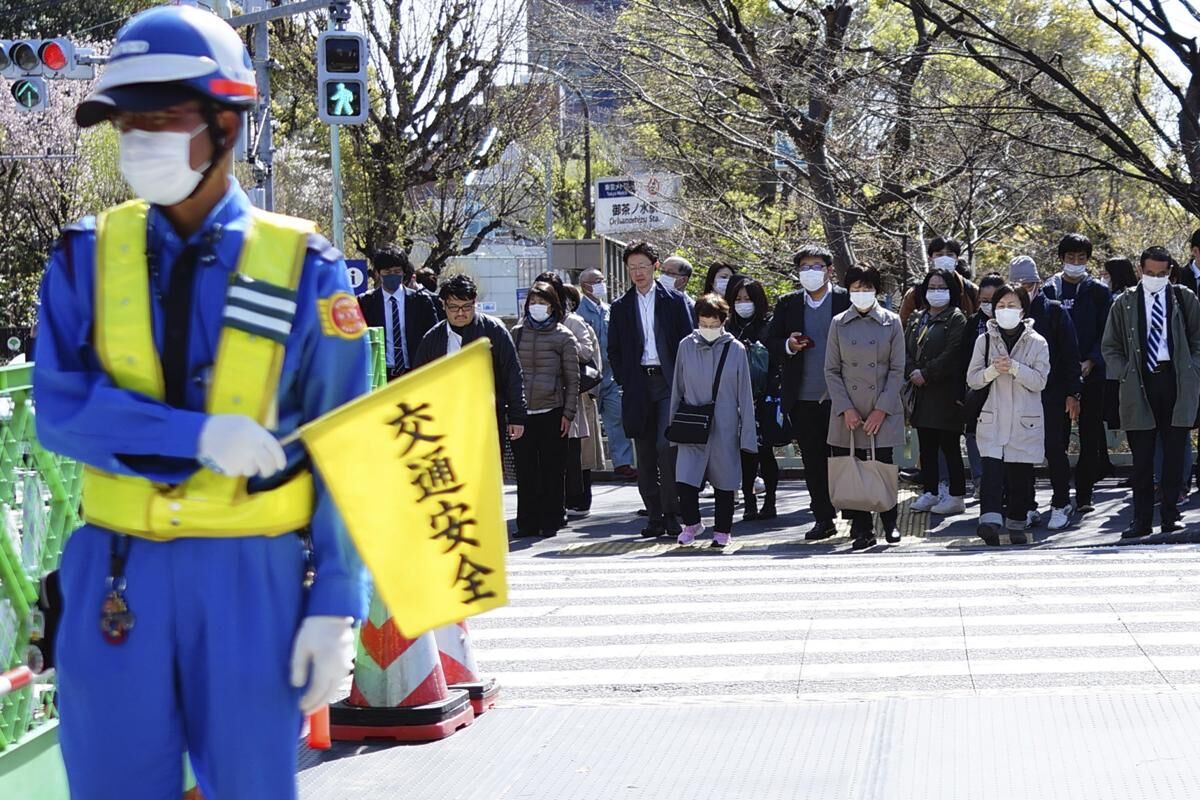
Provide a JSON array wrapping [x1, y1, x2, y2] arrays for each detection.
[[1101, 245, 1200, 539]]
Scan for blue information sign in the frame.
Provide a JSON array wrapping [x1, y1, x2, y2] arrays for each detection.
[[346, 259, 369, 295]]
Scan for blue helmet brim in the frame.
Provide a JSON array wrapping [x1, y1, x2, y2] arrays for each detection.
[[75, 84, 203, 129]]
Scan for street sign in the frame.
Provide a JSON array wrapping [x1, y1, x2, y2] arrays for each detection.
[[345, 258, 368, 295], [10, 77, 46, 112], [595, 174, 681, 235]]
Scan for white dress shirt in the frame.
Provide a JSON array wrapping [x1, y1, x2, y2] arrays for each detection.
[[637, 286, 659, 366], [383, 288, 407, 369], [1143, 285, 1171, 363], [446, 327, 463, 355]]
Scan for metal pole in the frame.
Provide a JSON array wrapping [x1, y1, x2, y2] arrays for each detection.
[[253, 16, 274, 211], [328, 16, 345, 251], [581, 95, 593, 240], [544, 154, 554, 271]]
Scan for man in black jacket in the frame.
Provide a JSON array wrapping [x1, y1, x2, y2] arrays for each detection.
[[1041, 234, 1114, 513], [608, 241, 695, 537], [766, 245, 850, 540], [1011, 255, 1082, 531], [358, 244, 443, 380], [413, 274, 526, 444]]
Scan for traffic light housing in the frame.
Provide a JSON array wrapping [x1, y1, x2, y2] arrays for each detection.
[[10, 77, 47, 112], [1, 38, 92, 80], [317, 31, 368, 125]]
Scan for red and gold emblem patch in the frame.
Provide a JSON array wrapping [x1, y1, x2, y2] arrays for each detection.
[[319, 292, 367, 339]]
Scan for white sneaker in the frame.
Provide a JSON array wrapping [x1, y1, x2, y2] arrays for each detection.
[[1047, 504, 1074, 531], [911, 492, 940, 512], [931, 495, 966, 515]]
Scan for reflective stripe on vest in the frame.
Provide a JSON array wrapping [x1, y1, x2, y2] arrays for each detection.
[[83, 199, 317, 540]]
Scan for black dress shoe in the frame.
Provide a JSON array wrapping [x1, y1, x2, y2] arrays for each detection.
[[976, 522, 1001, 547], [884, 529, 901, 544], [539, 529, 558, 538], [513, 529, 539, 539], [1121, 525, 1153, 540], [804, 520, 838, 541], [640, 524, 667, 538], [758, 497, 777, 520], [665, 515, 683, 536], [1162, 519, 1185, 534], [850, 536, 876, 551], [637, 508, 649, 517], [743, 495, 760, 522]]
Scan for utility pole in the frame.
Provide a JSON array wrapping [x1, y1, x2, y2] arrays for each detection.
[[250, 1, 274, 211]]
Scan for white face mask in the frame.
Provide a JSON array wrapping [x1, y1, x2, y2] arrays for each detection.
[[658, 274, 677, 291], [1142, 274, 1169, 294], [980, 302, 994, 318], [850, 291, 876, 311], [798, 270, 827, 293], [590, 283, 607, 301], [697, 326, 723, 342], [714, 277, 730, 295], [932, 255, 958, 270], [995, 307, 1023, 330], [528, 303, 551, 322], [926, 288, 951, 308], [119, 125, 210, 207], [1063, 264, 1088, 279], [734, 302, 755, 319]]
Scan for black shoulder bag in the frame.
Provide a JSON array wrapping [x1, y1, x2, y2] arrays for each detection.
[[666, 342, 732, 445], [960, 333, 991, 426]]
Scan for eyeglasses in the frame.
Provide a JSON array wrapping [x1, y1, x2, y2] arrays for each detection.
[[445, 302, 474, 313], [627, 263, 655, 273]]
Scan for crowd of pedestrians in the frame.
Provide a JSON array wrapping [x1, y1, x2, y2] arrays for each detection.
[[368, 229, 1200, 550]]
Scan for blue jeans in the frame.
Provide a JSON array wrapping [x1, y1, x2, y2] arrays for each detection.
[[965, 433, 983, 484], [597, 379, 634, 468]]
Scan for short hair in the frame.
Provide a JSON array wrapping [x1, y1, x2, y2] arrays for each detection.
[[526, 281, 563, 318], [622, 241, 660, 265], [926, 237, 963, 258], [978, 273, 1007, 293], [414, 267, 438, 293], [439, 273, 477, 301], [663, 256, 693, 276], [560, 283, 582, 310], [727, 275, 770, 317], [695, 292, 729, 323], [1057, 233, 1093, 259], [792, 245, 833, 269], [991, 284, 1032, 315], [534, 271, 567, 307], [371, 243, 414, 277], [702, 263, 737, 294], [1104, 257, 1137, 292], [1140, 245, 1173, 269], [914, 268, 962, 311], [843, 265, 882, 294], [1189, 228, 1200, 251]]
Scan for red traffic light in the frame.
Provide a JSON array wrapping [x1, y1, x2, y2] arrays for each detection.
[[39, 41, 67, 71]]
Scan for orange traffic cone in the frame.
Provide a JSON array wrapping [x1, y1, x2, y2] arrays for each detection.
[[307, 705, 331, 750], [434, 621, 499, 715], [330, 593, 474, 742]]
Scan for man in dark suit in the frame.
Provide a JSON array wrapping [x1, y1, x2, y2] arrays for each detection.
[[766, 245, 850, 541], [358, 244, 442, 380], [608, 241, 695, 537], [1102, 246, 1200, 538]]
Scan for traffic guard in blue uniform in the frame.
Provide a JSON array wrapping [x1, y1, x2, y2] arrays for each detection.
[[32, 6, 368, 798]]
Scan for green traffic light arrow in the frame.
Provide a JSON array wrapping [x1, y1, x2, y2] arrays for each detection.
[[14, 80, 39, 108]]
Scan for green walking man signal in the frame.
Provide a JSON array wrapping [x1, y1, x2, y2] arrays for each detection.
[[317, 31, 368, 125]]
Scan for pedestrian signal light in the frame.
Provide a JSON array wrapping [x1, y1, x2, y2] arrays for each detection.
[[11, 77, 47, 112], [317, 31, 368, 125]]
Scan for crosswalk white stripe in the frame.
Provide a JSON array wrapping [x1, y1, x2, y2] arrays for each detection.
[[471, 610, 1200, 642], [478, 631, 1200, 663], [508, 574, 1200, 600], [482, 591, 1200, 618]]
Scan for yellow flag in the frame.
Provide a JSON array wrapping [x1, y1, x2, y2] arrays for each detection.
[[299, 338, 508, 637]]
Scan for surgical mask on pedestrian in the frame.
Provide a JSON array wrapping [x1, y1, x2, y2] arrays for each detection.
[[980, 302, 994, 318], [118, 124, 210, 207], [932, 255, 958, 270], [714, 277, 730, 295], [996, 308, 1022, 330], [1142, 274, 1169, 294], [734, 302, 755, 319], [850, 291, 876, 311], [658, 274, 677, 291], [926, 288, 951, 308], [798, 270, 826, 293], [380, 274, 404, 293], [697, 326, 723, 342], [591, 283, 607, 301], [528, 304, 551, 322], [1063, 264, 1088, 279]]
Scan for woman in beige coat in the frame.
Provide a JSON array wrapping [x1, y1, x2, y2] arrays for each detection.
[[825, 266, 907, 548], [966, 284, 1050, 547]]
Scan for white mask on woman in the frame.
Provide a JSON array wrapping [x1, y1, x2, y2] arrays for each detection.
[[714, 277, 730, 295], [980, 302, 994, 318], [698, 326, 723, 342], [734, 302, 755, 319], [995, 307, 1022, 330], [926, 288, 951, 308], [850, 291, 876, 311], [932, 255, 958, 270], [528, 304, 551, 322]]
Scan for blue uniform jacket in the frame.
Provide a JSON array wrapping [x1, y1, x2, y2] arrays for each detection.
[[33, 181, 369, 620]]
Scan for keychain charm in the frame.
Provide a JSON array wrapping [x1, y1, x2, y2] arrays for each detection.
[[100, 536, 135, 645]]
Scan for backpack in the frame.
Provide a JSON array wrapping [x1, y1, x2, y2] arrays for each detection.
[[746, 340, 770, 397]]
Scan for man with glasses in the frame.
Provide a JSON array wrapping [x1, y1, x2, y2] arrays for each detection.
[[414, 274, 526, 447], [766, 245, 849, 540]]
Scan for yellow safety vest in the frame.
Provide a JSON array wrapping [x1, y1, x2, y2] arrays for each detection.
[[81, 199, 316, 541]]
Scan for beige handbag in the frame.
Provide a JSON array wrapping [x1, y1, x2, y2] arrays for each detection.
[[828, 428, 899, 513]]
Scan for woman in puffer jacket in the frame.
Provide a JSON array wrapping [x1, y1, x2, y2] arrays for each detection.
[[511, 281, 580, 539], [967, 284, 1050, 547]]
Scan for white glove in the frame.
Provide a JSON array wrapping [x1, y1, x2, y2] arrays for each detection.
[[290, 616, 356, 715], [197, 414, 287, 477]]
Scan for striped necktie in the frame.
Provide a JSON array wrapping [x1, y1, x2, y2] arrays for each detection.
[[1147, 290, 1165, 373], [389, 295, 405, 372]]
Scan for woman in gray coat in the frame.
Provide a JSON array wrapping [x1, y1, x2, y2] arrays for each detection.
[[825, 266, 907, 548], [672, 294, 758, 548]]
